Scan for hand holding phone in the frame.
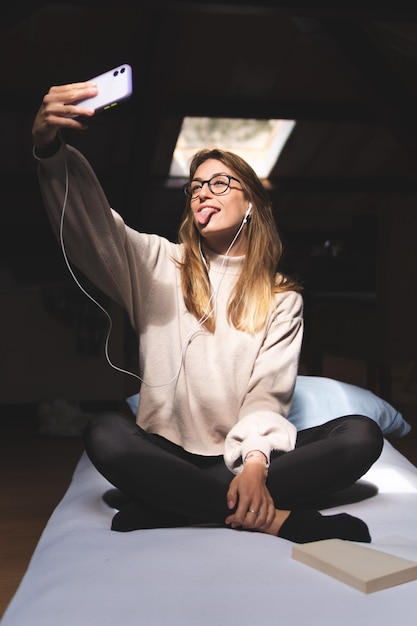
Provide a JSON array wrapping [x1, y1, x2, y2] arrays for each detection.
[[75, 64, 133, 114], [32, 65, 133, 150]]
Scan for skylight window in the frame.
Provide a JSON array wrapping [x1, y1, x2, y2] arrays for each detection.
[[170, 117, 296, 179]]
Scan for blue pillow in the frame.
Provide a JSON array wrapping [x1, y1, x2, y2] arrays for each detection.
[[126, 375, 410, 438], [288, 376, 410, 437]]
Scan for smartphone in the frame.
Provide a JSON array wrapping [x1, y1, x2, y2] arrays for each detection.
[[75, 64, 133, 114]]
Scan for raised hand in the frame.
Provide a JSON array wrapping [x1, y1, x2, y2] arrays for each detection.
[[32, 82, 98, 149]]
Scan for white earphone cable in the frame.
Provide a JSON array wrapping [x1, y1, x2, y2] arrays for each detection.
[[60, 151, 141, 382], [60, 150, 249, 388]]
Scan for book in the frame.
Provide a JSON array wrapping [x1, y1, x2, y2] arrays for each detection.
[[292, 539, 417, 593]]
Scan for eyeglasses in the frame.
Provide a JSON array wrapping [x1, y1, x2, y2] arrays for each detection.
[[183, 174, 241, 199]]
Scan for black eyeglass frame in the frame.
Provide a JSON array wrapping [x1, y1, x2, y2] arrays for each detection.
[[183, 174, 242, 199]]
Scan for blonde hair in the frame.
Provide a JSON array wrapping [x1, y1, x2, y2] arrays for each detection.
[[177, 148, 301, 334]]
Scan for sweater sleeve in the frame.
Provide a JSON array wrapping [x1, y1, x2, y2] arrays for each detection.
[[34, 141, 171, 328], [223, 290, 303, 473]]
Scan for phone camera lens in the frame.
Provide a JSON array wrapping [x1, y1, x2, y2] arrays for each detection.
[[113, 70, 119, 77], [120, 67, 125, 74]]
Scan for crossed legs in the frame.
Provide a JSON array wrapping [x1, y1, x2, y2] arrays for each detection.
[[84, 412, 383, 540]]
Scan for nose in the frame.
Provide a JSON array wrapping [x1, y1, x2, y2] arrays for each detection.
[[198, 180, 213, 200]]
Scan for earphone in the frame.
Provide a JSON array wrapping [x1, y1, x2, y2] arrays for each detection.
[[243, 203, 252, 224]]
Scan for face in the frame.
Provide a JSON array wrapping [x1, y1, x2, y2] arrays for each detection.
[[190, 159, 249, 255]]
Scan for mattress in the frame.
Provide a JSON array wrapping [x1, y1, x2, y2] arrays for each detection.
[[2, 439, 417, 626]]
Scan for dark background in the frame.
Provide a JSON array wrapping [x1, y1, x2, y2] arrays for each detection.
[[2, 2, 417, 406]]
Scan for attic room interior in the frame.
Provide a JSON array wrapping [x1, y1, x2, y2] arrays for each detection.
[[2, 2, 417, 620]]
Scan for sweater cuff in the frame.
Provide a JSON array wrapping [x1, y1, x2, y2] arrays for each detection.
[[223, 412, 297, 474], [33, 135, 62, 160], [224, 434, 273, 475], [241, 435, 272, 468]]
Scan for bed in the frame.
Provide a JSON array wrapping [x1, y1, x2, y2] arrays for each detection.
[[2, 376, 417, 626]]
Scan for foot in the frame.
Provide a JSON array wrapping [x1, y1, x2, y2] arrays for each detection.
[[259, 509, 291, 536], [276, 509, 372, 544], [111, 501, 191, 532]]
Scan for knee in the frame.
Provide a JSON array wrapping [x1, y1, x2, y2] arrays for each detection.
[[84, 412, 112, 451], [340, 414, 384, 468], [83, 411, 132, 468], [355, 414, 383, 455]]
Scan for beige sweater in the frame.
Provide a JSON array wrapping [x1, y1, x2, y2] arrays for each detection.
[[36, 142, 303, 472]]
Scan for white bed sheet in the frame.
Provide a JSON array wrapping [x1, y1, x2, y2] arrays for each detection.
[[3, 440, 417, 626]]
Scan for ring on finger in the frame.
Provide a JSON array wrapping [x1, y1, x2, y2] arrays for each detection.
[[248, 509, 261, 516]]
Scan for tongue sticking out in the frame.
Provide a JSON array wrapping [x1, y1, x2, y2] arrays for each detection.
[[196, 208, 218, 225]]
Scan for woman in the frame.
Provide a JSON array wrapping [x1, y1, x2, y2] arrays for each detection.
[[32, 81, 383, 542]]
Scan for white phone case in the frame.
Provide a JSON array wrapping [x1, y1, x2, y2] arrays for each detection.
[[76, 64, 133, 113]]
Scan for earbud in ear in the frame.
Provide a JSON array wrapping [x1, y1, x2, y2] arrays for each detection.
[[243, 203, 252, 224]]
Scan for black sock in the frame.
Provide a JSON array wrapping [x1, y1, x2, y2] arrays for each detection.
[[277, 510, 371, 544], [111, 501, 191, 532]]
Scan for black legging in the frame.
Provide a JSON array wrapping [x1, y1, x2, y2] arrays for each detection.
[[84, 412, 383, 526]]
